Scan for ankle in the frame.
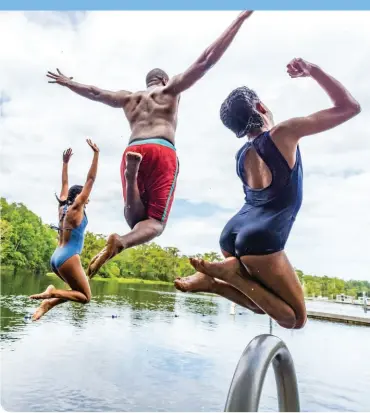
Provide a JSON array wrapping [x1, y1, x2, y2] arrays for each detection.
[[124, 171, 138, 182]]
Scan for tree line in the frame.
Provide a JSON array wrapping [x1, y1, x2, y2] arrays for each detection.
[[1, 198, 369, 297]]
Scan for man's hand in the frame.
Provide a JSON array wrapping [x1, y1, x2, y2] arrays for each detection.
[[164, 10, 254, 95], [47, 68, 73, 86], [62, 148, 73, 163], [86, 138, 100, 153], [238, 10, 254, 20], [287, 58, 315, 78]]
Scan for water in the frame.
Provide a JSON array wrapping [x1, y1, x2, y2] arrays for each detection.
[[305, 299, 370, 318], [1, 271, 369, 412]]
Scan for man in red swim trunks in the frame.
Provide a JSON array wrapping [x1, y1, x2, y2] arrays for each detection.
[[46, 10, 254, 276]]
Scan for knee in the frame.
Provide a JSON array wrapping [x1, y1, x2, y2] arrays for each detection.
[[277, 313, 297, 329], [278, 308, 307, 330], [145, 220, 164, 238], [293, 312, 307, 329], [82, 293, 91, 304], [276, 305, 297, 329], [129, 219, 164, 242], [292, 300, 307, 329], [155, 222, 165, 237]]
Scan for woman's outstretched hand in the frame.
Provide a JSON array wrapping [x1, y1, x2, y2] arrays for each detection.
[[86, 139, 100, 153], [287, 58, 314, 78], [63, 148, 73, 163]]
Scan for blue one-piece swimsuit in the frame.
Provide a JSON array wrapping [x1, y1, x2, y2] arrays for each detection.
[[219, 131, 303, 257], [50, 205, 88, 273]]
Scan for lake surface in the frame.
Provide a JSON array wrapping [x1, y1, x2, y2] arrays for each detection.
[[1, 272, 369, 412]]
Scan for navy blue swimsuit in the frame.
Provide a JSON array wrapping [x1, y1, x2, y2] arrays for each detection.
[[219, 131, 303, 257]]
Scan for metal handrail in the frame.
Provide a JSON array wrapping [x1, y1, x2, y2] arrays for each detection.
[[224, 334, 300, 412]]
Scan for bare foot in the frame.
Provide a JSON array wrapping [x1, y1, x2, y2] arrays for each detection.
[[189, 257, 242, 283], [29, 285, 56, 300], [174, 272, 216, 293], [32, 300, 53, 321], [88, 234, 124, 278], [125, 152, 142, 180], [88, 246, 107, 279]]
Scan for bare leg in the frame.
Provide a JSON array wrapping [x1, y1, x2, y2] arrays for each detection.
[[32, 296, 67, 321], [175, 272, 264, 314], [30, 256, 91, 312], [190, 257, 298, 329], [88, 218, 164, 278], [124, 152, 146, 228], [174, 249, 264, 314], [30, 284, 90, 303], [240, 252, 307, 329]]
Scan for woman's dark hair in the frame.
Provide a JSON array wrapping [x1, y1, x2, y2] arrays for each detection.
[[55, 185, 83, 206], [220, 86, 264, 138]]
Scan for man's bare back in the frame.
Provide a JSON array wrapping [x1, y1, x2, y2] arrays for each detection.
[[46, 11, 254, 277], [119, 86, 180, 144]]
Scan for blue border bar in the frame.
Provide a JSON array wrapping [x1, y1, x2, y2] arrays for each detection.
[[1, 0, 369, 10]]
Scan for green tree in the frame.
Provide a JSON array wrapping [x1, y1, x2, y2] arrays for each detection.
[[1, 196, 369, 298], [0, 198, 57, 274], [202, 251, 222, 262]]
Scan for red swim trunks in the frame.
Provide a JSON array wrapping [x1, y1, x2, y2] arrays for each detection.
[[120, 137, 179, 224]]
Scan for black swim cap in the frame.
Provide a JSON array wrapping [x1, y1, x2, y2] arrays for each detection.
[[220, 87, 264, 138]]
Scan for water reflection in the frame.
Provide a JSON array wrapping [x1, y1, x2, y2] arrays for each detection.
[[1, 271, 369, 412], [182, 295, 220, 316]]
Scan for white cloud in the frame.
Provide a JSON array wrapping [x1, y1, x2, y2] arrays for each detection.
[[1, 11, 369, 280]]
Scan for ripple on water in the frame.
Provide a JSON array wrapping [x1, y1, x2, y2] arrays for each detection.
[[1, 277, 369, 412]]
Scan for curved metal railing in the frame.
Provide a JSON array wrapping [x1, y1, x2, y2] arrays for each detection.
[[224, 334, 300, 412]]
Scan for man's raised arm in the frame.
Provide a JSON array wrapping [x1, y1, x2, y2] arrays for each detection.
[[164, 11, 253, 96], [46, 69, 131, 108]]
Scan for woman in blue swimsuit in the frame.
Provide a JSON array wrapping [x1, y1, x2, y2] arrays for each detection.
[[30, 139, 100, 321], [175, 58, 361, 329]]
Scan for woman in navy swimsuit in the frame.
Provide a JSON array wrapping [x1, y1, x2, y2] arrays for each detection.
[[30, 139, 99, 321], [175, 58, 361, 329]]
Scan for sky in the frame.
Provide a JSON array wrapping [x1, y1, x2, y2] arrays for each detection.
[[1, 11, 369, 281]]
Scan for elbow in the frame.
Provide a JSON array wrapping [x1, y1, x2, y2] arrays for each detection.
[[347, 100, 361, 117], [337, 100, 361, 121], [352, 101, 361, 115]]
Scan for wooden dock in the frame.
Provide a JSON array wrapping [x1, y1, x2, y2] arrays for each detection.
[[307, 310, 370, 326]]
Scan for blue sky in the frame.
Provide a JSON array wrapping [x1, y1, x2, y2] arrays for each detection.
[[2, 0, 368, 9], [1, 11, 369, 280]]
